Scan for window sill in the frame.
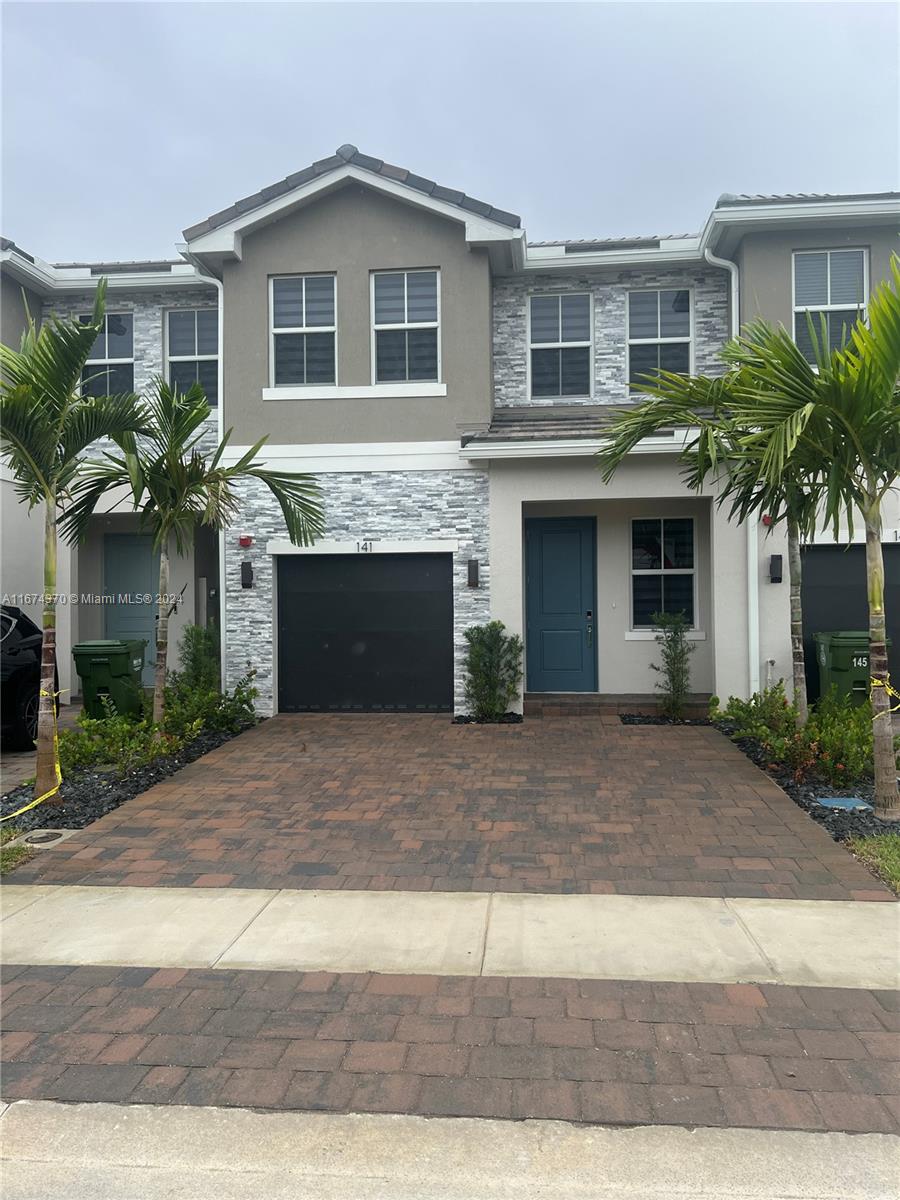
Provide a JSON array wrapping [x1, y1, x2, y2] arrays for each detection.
[[625, 630, 707, 641], [262, 382, 447, 401]]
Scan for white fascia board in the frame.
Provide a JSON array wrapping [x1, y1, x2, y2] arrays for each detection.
[[184, 165, 521, 258], [520, 242, 704, 272], [266, 538, 460, 556], [701, 197, 900, 253], [221, 440, 469, 473], [0, 250, 210, 295], [460, 433, 691, 460]]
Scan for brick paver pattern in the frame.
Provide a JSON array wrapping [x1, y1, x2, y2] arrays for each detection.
[[9, 715, 892, 899], [2, 965, 898, 1133]]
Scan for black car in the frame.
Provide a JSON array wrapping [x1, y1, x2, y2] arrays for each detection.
[[1, 605, 57, 749]]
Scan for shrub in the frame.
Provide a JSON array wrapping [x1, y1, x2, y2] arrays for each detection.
[[463, 621, 523, 721], [162, 669, 258, 739], [175, 623, 220, 691], [58, 697, 184, 777], [715, 681, 798, 741], [806, 688, 875, 786], [649, 612, 695, 719]]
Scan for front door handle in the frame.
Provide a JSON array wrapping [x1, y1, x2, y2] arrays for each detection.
[[586, 610, 593, 646]]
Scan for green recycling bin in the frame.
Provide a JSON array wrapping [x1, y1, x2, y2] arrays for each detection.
[[72, 640, 148, 718], [813, 631, 892, 706]]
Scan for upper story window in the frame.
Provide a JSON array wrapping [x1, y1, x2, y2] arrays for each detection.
[[167, 309, 218, 405], [80, 312, 134, 396], [372, 269, 440, 383], [627, 289, 691, 390], [631, 517, 695, 628], [793, 249, 867, 361], [271, 274, 336, 386], [529, 293, 591, 398]]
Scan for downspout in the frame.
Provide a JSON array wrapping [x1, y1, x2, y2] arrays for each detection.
[[703, 243, 759, 696], [180, 250, 227, 691]]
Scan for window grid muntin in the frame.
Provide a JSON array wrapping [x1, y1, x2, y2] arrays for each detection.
[[792, 249, 867, 362], [630, 516, 696, 629], [371, 269, 440, 383], [166, 308, 218, 405], [528, 292, 592, 399], [80, 312, 134, 396], [626, 289, 692, 391], [270, 274, 337, 387]]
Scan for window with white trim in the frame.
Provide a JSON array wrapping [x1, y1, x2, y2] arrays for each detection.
[[627, 289, 691, 390], [271, 274, 336, 386], [167, 309, 218, 405], [79, 312, 134, 396], [793, 249, 866, 362], [372, 269, 439, 383], [631, 517, 695, 627], [529, 293, 591, 398]]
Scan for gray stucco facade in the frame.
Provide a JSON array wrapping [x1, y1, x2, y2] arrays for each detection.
[[223, 467, 490, 713], [492, 266, 731, 407]]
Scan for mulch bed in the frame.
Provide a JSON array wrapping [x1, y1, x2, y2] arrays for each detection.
[[451, 713, 523, 725], [621, 713, 898, 844], [0, 726, 252, 834]]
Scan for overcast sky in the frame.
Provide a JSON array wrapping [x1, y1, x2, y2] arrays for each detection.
[[2, 1, 897, 262]]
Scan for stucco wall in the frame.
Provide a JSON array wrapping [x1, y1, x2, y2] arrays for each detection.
[[1, 271, 42, 345], [736, 224, 899, 331], [221, 183, 493, 445], [492, 265, 730, 407]]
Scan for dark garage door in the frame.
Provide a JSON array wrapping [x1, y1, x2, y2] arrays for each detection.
[[801, 544, 899, 702], [277, 553, 453, 712]]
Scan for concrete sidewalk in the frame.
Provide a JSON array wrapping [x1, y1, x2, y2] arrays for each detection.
[[2, 1100, 898, 1200], [2, 884, 898, 988]]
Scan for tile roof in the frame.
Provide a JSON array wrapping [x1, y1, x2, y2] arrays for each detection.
[[716, 191, 900, 207], [528, 233, 697, 249], [53, 260, 181, 273], [0, 237, 35, 263], [183, 144, 522, 242], [462, 406, 625, 445]]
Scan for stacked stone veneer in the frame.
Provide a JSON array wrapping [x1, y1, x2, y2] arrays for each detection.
[[224, 469, 490, 714], [492, 266, 730, 407]]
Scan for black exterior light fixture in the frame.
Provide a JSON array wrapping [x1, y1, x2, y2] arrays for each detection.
[[769, 554, 783, 584], [241, 561, 254, 589], [467, 559, 479, 588]]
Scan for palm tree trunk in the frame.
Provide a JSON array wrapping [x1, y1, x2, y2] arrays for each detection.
[[865, 505, 899, 817], [152, 539, 170, 725], [787, 518, 809, 726], [34, 498, 60, 802]]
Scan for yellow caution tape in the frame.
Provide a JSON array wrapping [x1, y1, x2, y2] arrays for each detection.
[[871, 674, 900, 717], [1, 689, 63, 824]]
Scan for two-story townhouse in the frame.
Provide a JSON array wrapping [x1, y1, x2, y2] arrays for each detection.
[[1, 149, 897, 719]]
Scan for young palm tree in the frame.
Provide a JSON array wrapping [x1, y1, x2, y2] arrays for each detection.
[[599, 257, 900, 815], [0, 281, 146, 800], [61, 378, 325, 722]]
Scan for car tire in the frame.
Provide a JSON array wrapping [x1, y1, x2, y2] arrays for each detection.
[[9, 684, 40, 750]]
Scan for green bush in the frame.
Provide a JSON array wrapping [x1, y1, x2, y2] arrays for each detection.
[[175, 623, 220, 691], [162, 669, 258, 739], [712, 681, 798, 741], [463, 621, 523, 721], [806, 688, 876, 786], [58, 696, 184, 777], [649, 612, 695, 719]]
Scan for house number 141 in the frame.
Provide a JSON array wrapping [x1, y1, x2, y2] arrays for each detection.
[[356, 541, 374, 553]]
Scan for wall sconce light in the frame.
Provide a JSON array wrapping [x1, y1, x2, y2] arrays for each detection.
[[769, 554, 783, 583], [467, 559, 479, 588], [239, 534, 253, 548], [240, 561, 254, 589]]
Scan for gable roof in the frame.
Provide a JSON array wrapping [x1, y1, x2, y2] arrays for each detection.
[[182, 144, 521, 242]]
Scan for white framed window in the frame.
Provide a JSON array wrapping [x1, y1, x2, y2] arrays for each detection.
[[371, 269, 440, 383], [529, 293, 591, 398], [630, 517, 695, 628], [793, 249, 867, 362], [627, 289, 692, 391], [166, 308, 218, 405], [270, 274, 336, 386], [79, 312, 134, 396]]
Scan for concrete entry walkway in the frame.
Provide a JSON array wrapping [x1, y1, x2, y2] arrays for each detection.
[[3, 1102, 899, 1200], [3, 885, 898, 989], [6, 715, 891, 900]]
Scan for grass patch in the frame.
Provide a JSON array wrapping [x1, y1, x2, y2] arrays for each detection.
[[847, 833, 900, 895], [0, 826, 33, 875]]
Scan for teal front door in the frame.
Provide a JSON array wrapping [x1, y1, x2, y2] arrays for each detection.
[[103, 534, 158, 686], [525, 517, 597, 693]]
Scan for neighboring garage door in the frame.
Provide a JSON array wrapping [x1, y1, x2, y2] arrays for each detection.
[[277, 553, 454, 712], [801, 544, 899, 702]]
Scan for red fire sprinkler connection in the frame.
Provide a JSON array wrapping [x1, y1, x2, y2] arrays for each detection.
[[761, 514, 774, 528]]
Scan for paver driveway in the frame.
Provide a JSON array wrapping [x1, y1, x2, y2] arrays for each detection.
[[9, 715, 890, 900]]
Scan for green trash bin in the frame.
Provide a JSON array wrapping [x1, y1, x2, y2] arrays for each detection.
[[813, 631, 892, 706], [73, 640, 147, 718]]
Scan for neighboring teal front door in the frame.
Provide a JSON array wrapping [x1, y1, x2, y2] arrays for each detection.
[[525, 517, 597, 693], [103, 534, 158, 686]]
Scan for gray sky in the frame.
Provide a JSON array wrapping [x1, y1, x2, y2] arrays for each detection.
[[2, 1, 897, 262]]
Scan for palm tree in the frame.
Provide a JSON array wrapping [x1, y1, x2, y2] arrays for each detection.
[[61, 378, 325, 722], [599, 257, 900, 815], [0, 281, 146, 800], [597, 379, 820, 725]]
